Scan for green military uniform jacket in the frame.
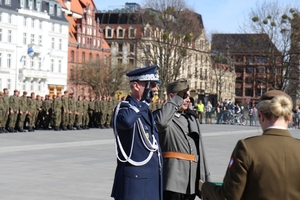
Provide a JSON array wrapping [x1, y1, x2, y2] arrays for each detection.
[[9, 95, 19, 112], [202, 128, 300, 200], [82, 100, 89, 114], [76, 100, 83, 114], [62, 96, 69, 112], [68, 98, 76, 113], [52, 98, 62, 114], [42, 99, 52, 114], [88, 100, 95, 112], [27, 98, 36, 114], [19, 96, 28, 113], [36, 100, 42, 112], [2, 94, 9, 112]]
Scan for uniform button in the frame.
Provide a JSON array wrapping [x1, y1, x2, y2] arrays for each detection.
[[135, 175, 138, 178], [139, 105, 142, 108]]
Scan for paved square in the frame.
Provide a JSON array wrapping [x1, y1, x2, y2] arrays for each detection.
[[1, 125, 299, 200]]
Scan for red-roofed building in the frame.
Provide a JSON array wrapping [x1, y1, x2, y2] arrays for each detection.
[[57, 0, 110, 97]]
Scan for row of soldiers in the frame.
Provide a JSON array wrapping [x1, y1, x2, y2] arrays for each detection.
[[0, 88, 166, 133], [0, 89, 120, 133]]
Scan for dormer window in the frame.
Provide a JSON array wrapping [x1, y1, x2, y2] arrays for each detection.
[[5, 0, 11, 5], [105, 27, 113, 38], [28, 0, 33, 9], [118, 29, 123, 38], [129, 27, 136, 38], [49, 3, 54, 15], [20, 0, 25, 8], [145, 28, 151, 37], [36, 0, 41, 11], [57, 5, 62, 17], [117, 27, 124, 38]]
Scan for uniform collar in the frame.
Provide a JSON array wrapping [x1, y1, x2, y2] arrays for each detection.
[[263, 128, 292, 137]]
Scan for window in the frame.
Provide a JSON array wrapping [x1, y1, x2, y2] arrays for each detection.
[[235, 66, 243, 73], [235, 77, 243, 83], [7, 54, 12, 68], [20, 0, 25, 7], [7, 79, 11, 90], [235, 56, 243, 63], [106, 28, 112, 38], [39, 21, 42, 29], [130, 44, 134, 52], [70, 51, 74, 62], [8, 14, 11, 24], [246, 66, 254, 74], [118, 59, 122, 64], [31, 34, 35, 44], [0, 29, 2, 41], [49, 3, 54, 15], [257, 67, 265, 74], [51, 38, 55, 49], [235, 88, 242, 96], [70, 66, 74, 80], [89, 53, 92, 62], [96, 54, 99, 61], [129, 28, 135, 38], [8, 30, 12, 43], [256, 56, 267, 64], [23, 18, 27, 26], [82, 52, 85, 63], [118, 44, 123, 52], [58, 60, 61, 72], [50, 59, 54, 71], [246, 56, 254, 64], [39, 35, 42, 45], [5, 0, 11, 6], [23, 33, 27, 44], [118, 29, 123, 38], [36, 0, 41, 11], [245, 77, 252, 84], [57, 7, 62, 17], [31, 19, 34, 28], [52, 23, 55, 32], [28, 0, 33, 9], [30, 57, 34, 68], [245, 88, 253, 97], [145, 28, 150, 37], [59, 39, 62, 50]]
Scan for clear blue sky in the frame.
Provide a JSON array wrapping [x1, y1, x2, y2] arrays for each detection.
[[94, 0, 299, 34]]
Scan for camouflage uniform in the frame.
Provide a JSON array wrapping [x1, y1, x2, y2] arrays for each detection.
[[42, 96, 52, 129], [8, 90, 20, 132], [0, 92, 3, 133], [105, 97, 114, 128], [61, 93, 69, 130], [35, 96, 43, 129], [75, 96, 83, 130], [82, 96, 90, 129], [17, 92, 28, 132], [27, 93, 37, 132], [68, 94, 76, 130], [88, 97, 95, 128], [52, 94, 63, 131], [94, 97, 101, 128], [1, 90, 9, 132], [100, 97, 108, 128]]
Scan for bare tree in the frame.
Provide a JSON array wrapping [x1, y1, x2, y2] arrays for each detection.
[[138, 0, 203, 98], [240, 0, 300, 103]]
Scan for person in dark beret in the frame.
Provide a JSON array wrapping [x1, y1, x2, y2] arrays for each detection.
[[199, 90, 300, 199], [111, 65, 163, 200], [155, 78, 211, 200]]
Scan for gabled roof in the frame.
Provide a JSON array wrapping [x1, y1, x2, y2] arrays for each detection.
[[211, 34, 281, 55]]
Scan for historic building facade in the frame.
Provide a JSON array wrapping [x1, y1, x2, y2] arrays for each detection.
[[0, 0, 68, 96], [57, 0, 110, 97], [96, 4, 211, 100], [212, 33, 282, 105]]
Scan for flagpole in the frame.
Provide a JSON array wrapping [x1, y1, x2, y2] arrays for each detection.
[[16, 46, 22, 90]]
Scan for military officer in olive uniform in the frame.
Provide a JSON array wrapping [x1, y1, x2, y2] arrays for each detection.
[[8, 89, 20, 132], [88, 95, 95, 128], [105, 96, 114, 128], [27, 92, 37, 132], [94, 95, 102, 128], [68, 92, 76, 130], [61, 90, 69, 130], [42, 95, 52, 130], [111, 65, 163, 200], [17, 91, 28, 132], [52, 93, 63, 131], [75, 95, 84, 130], [82, 95, 90, 129], [35, 95, 43, 129], [1, 88, 10, 133]]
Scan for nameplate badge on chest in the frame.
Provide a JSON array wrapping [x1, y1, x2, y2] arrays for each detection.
[[144, 125, 150, 139], [174, 112, 181, 118]]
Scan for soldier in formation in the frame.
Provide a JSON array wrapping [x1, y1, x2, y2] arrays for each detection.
[[0, 88, 140, 133]]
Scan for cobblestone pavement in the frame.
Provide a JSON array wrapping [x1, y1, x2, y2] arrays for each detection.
[[1, 124, 299, 200]]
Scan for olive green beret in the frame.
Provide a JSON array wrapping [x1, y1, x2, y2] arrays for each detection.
[[259, 90, 291, 102], [167, 78, 189, 94]]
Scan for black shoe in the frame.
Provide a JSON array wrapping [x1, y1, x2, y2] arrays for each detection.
[[76, 126, 82, 130], [28, 127, 34, 132]]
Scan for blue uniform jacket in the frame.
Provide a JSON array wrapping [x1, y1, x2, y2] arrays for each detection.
[[111, 95, 163, 200]]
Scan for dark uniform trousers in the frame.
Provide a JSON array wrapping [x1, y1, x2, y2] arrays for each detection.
[[164, 191, 196, 200]]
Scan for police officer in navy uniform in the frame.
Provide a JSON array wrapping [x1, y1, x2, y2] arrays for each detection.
[[111, 65, 163, 200]]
